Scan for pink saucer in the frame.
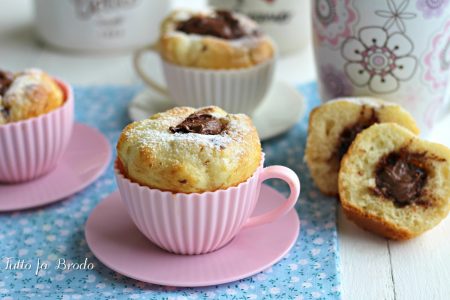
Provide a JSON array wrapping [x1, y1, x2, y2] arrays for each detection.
[[0, 123, 111, 211], [85, 185, 300, 287]]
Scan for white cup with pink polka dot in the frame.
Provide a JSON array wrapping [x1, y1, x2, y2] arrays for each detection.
[[312, 0, 450, 135]]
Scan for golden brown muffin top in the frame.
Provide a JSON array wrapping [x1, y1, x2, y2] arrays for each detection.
[[0, 68, 64, 124], [117, 106, 262, 193]]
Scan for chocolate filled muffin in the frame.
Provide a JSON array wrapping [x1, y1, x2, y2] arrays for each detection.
[[304, 97, 419, 196], [339, 123, 450, 240], [158, 9, 274, 69], [0, 68, 64, 125], [117, 106, 262, 193]]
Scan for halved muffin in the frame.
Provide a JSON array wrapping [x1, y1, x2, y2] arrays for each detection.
[[339, 123, 450, 239], [305, 98, 419, 195]]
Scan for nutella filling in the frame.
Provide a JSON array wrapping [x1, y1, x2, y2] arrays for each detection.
[[337, 107, 379, 161], [0, 70, 14, 120], [170, 113, 225, 135], [0, 70, 14, 96], [176, 10, 249, 40], [374, 151, 428, 207]]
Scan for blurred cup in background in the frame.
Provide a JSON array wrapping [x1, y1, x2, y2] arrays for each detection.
[[209, 0, 311, 54], [34, 0, 171, 53], [312, 0, 450, 135]]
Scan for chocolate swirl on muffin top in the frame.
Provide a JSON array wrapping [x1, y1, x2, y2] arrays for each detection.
[[176, 10, 253, 40], [170, 113, 225, 135]]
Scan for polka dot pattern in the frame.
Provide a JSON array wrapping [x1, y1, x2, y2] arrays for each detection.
[[0, 83, 341, 299]]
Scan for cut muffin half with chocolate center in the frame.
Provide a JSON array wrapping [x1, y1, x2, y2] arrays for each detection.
[[305, 97, 419, 196], [339, 123, 450, 240]]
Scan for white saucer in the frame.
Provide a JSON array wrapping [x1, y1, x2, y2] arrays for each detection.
[[128, 81, 306, 140]]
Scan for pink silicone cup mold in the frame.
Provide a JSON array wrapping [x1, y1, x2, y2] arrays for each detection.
[[114, 154, 300, 255], [0, 79, 74, 183]]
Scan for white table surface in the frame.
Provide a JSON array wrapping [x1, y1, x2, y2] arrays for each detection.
[[1, 1, 450, 299]]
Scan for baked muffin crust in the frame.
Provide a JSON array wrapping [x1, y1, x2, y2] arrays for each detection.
[[117, 106, 262, 193], [0, 69, 64, 124], [158, 9, 275, 69], [339, 123, 450, 239], [304, 98, 420, 196]]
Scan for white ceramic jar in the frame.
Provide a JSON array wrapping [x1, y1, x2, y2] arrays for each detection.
[[34, 0, 171, 53]]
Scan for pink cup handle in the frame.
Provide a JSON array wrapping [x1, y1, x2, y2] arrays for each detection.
[[243, 166, 300, 229]]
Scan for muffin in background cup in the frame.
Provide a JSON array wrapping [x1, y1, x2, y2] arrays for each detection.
[[115, 106, 300, 255], [0, 69, 74, 183], [134, 9, 276, 115]]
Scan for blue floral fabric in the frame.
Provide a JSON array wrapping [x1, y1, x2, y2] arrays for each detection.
[[0, 82, 341, 299]]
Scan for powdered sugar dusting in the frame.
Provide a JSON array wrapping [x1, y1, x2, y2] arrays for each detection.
[[3, 69, 45, 106], [127, 123, 233, 151], [124, 109, 254, 155]]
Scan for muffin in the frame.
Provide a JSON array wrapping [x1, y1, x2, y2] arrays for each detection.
[[0, 69, 64, 125], [158, 9, 275, 69], [115, 106, 300, 255], [117, 106, 262, 193], [339, 123, 450, 239], [0, 68, 73, 183], [305, 97, 419, 196]]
